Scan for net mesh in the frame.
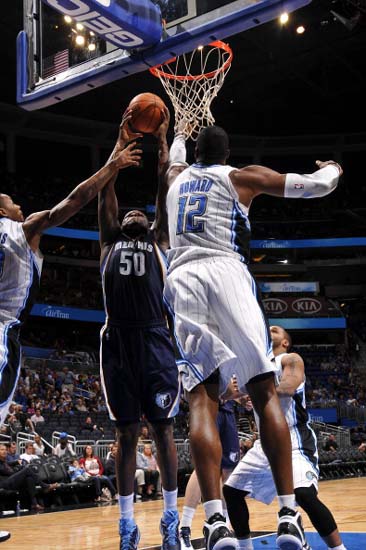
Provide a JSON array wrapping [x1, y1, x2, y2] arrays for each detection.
[[150, 41, 233, 140]]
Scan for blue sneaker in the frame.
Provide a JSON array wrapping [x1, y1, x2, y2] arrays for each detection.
[[160, 509, 180, 550], [119, 518, 140, 550]]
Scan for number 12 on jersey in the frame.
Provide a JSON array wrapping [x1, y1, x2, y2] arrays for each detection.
[[176, 194, 208, 234]]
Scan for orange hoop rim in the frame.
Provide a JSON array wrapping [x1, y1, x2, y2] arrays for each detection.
[[149, 40, 233, 82]]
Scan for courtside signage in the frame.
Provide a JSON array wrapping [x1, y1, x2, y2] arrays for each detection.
[[42, 0, 162, 48]]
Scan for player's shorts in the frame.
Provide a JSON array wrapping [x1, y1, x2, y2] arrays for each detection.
[[100, 322, 180, 425], [0, 322, 21, 427], [164, 257, 276, 395], [225, 439, 319, 505], [217, 408, 240, 470]]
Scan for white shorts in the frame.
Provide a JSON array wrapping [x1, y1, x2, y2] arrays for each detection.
[[225, 440, 319, 505], [164, 257, 276, 394]]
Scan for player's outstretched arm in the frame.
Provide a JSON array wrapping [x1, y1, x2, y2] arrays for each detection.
[[231, 160, 342, 206], [152, 118, 188, 250], [98, 110, 143, 251], [276, 353, 305, 397], [151, 106, 172, 250], [23, 142, 141, 251]]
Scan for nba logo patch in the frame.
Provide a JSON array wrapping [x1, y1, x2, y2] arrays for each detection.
[[155, 392, 172, 410], [294, 183, 304, 189]]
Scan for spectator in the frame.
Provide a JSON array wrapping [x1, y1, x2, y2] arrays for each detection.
[[20, 442, 38, 464], [324, 434, 338, 452], [30, 408, 45, 426], [0, 443, 56, 511], [6, 441, 20, 464], [60, 367, 75, 394], [358, 441, 366, 453], [75, 398, 88, 412], [79, 445, 117, 500], [138, 425, 151, 442], [136, 444, 160, 497], [81, 416, 104, 437], [53, 433, 76, 458], [104, 443, 145, 501], [33, 434, 46, 457]]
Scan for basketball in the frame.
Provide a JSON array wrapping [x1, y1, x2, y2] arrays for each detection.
[[128, 93, 166, 134]]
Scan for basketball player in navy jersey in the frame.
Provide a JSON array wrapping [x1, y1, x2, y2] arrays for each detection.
[[224, 326, 347, 550], [98, 109, 185, 550], [163, 125, 342, 550]]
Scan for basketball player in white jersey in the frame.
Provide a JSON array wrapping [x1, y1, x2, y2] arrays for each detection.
[[223, 326, 347, 550], [163, 125, 342, 550], [0, 142, 141, 429]]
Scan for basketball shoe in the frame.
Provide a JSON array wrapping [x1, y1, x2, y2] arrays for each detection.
[[179, 526, 194, 550], [119, 518, 140, 550], [276, 507, 307, 550], [203, 513, 239, 550], [0, 531, 11, 543], [160, 509, 180, 550]]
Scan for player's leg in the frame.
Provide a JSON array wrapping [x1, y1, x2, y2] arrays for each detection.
[[247, 374, 306, 550], [188, 375, 238, 550], [144, 325, 181, 550], [100, 325, 141, 550], [0, 325, 21, 427], [179, 470, 202, 549], [295, 486, 346, 550]]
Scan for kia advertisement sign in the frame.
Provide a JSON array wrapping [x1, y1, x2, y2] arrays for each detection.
[[262, 297, 341, 317]]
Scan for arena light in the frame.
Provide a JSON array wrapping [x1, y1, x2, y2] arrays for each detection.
[[88, 43, 96, 52], [75, 35, 85, 46], [279, 12, 289, 24], [64, 15, 72, 24], [76, 23, 84, 31], [197, 45, 204, 51], [296, 25, 305, 34]]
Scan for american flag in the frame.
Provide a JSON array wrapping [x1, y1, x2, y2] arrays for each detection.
[[42, 49, 69, 79]]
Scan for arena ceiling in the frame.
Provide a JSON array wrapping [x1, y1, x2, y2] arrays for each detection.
[[0, 0, 365, 136]]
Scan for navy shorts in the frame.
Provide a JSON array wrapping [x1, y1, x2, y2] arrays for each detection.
[[217, 408, 240, 470], [100, 323, 180, 425]]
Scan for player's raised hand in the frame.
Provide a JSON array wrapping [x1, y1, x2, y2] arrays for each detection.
[[153, 106, 171, 139], [114, 141, 142, 169], [118, 109, 143, 145], [315, 160, 343, 176]]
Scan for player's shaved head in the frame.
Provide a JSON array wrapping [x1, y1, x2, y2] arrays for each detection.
[[0, 193, 8, 208], [195, 125, 230, 164]]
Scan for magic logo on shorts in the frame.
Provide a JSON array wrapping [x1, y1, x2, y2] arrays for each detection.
[[306, 470, 316, 480], [155, 392, 172, 410]]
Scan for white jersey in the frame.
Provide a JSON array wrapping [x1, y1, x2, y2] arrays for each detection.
[[0, 217, 43, 325], [166, 163, 251, 271], [226, 352, 319, 503]]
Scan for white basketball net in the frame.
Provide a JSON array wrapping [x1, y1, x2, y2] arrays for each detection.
[[150, 41, 233, 141]]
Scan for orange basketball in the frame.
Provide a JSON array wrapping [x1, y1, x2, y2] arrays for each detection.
[[128, 93, 166, 134]]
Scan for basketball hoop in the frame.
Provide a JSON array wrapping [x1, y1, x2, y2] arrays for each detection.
[[150, 41, 233, 141]]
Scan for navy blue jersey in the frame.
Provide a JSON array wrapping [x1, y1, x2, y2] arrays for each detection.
[[102, 230, 167, 326]]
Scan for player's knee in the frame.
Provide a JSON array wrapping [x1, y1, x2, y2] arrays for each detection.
[[116, 423, 139, 448], [295, 485, 316, 508]]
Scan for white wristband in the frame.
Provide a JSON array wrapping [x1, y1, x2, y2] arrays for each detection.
[[284, 164, 340, 199]]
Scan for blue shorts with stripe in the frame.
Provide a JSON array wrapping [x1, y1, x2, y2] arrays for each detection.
[[0, 323, 21, 427], [100, 322, 180, 425]]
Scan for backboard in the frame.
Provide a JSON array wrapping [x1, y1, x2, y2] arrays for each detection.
[[17, 0, 312, 110]]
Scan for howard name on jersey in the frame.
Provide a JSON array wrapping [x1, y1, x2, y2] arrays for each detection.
[[167, 164, 251, 271]]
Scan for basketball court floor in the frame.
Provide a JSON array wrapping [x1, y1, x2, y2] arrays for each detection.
[[2, 478, 366, 549]]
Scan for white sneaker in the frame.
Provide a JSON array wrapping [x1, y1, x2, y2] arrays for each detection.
[[0, 531, 11, 543], [180, 526, 194, 550], [203, 513, 238, 550], [276, 507, 307, 550]]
